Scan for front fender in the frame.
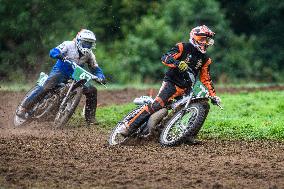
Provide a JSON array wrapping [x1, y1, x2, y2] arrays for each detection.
[[71, 79, 87, 90], [191, 97, 209, 103]]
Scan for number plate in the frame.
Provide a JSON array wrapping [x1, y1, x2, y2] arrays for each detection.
[[193, 80, 209, 98], [72, 65, 94, 86]]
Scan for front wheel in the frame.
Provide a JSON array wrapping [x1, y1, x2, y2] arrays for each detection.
[[54, 87, 83, 128], [159, 102, 209, 147]]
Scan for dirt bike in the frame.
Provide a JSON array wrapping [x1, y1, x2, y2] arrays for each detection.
[[109, 79, 223, 146], [13, 60, 104, 128]]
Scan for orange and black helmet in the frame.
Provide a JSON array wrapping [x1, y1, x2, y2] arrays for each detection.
[[189, 25, 215, 53]]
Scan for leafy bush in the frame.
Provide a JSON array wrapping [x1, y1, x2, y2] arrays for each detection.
[[0, 0, 283, 83]]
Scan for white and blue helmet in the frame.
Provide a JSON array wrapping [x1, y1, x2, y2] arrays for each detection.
[[75, 29, 96, 55]]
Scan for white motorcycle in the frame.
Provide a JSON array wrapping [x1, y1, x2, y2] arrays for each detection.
[[109, 79, 223, 146]]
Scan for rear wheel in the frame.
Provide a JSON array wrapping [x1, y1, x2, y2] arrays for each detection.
[[108, 106, 145, 146], [54, 87, 83, 128], [159, 102, 209, 147], [33, 93, 60, 121], [108, 122, 130, 146], [14, 86, 61, 127]]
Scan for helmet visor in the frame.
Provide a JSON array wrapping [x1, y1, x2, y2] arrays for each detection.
[[81, 41, 94, 49]]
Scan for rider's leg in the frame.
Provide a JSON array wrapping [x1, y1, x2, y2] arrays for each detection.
[[121, 81, 187, 135], [83, 86, 98, 125], [17, 70, 68, 117]]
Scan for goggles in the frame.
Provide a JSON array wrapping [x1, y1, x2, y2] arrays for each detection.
[[195, 36, 214, 46], [81, 40, 95, 49]]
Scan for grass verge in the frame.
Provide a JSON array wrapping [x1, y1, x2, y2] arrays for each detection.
[[92, 90, 284, 140], [201, 90, 284, 140], [2, 81, 284, 92], [0, 82, 161, 92]]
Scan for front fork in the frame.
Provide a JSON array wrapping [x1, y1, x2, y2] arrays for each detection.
[[59, 80, 75, 111], [183, 91, 193, 110], [175, 91, 194, 128]]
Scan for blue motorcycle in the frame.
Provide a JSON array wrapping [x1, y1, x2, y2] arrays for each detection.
[[14, 60, 104, 128]]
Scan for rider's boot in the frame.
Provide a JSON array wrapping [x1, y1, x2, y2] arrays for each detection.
[[118, 122, 146, 137], [84, 100, 98, 126], [120, 105, 153, 137], [85, 111, 98, 126], [84, 87, 98, 126], [85, 118, 99, 127]]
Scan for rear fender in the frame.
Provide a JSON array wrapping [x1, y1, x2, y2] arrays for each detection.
[[133, 96, 154, 105]]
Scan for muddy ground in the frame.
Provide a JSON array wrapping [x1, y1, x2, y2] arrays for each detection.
[[0, 87, 284, 189]]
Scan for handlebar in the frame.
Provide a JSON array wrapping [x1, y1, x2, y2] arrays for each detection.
[[208, 96, 223, 110], [93, 76, 107, 88]]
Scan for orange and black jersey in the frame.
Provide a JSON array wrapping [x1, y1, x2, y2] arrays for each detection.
[[161, 42, 216, 96]]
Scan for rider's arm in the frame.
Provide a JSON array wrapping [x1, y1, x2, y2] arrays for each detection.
[[49, 41, 68, 60], [161, 43, 184, 68], [200, 58, 216, 96], [87, 51, 105, 80]]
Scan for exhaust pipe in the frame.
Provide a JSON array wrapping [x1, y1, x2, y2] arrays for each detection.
[[147, 108, 168, 134]]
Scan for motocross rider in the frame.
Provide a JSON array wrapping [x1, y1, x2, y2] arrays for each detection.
[[119, 25, 221, 136], [17, 29, 106, 125]]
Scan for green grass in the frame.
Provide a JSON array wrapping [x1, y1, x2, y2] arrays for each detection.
[[96, 103, 137, 128], [69, 103, 136, 128], [201, 90, 284, 140], [0, 82, 33, 92], [2, 81, 284, 92], [93, 90, 284, 140], [216, 82, 284, 88], [2, 81, 284, 140]]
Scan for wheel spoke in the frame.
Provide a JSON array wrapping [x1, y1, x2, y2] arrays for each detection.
[[163, 107, 199, 143]]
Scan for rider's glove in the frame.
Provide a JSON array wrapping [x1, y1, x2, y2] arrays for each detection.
[[177, 61, 188, 72], [97, 78, 106, 84], [211, 96, 221, 105]]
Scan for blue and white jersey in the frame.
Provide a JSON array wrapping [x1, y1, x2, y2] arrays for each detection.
[[49, 41, 105, 79]]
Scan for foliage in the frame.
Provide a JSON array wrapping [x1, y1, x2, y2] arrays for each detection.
[[219, 0, 284, 82], [0, 0, 283, 83]]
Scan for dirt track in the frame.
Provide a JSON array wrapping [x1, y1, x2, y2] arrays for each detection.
[[0, 87, 284, 189]]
